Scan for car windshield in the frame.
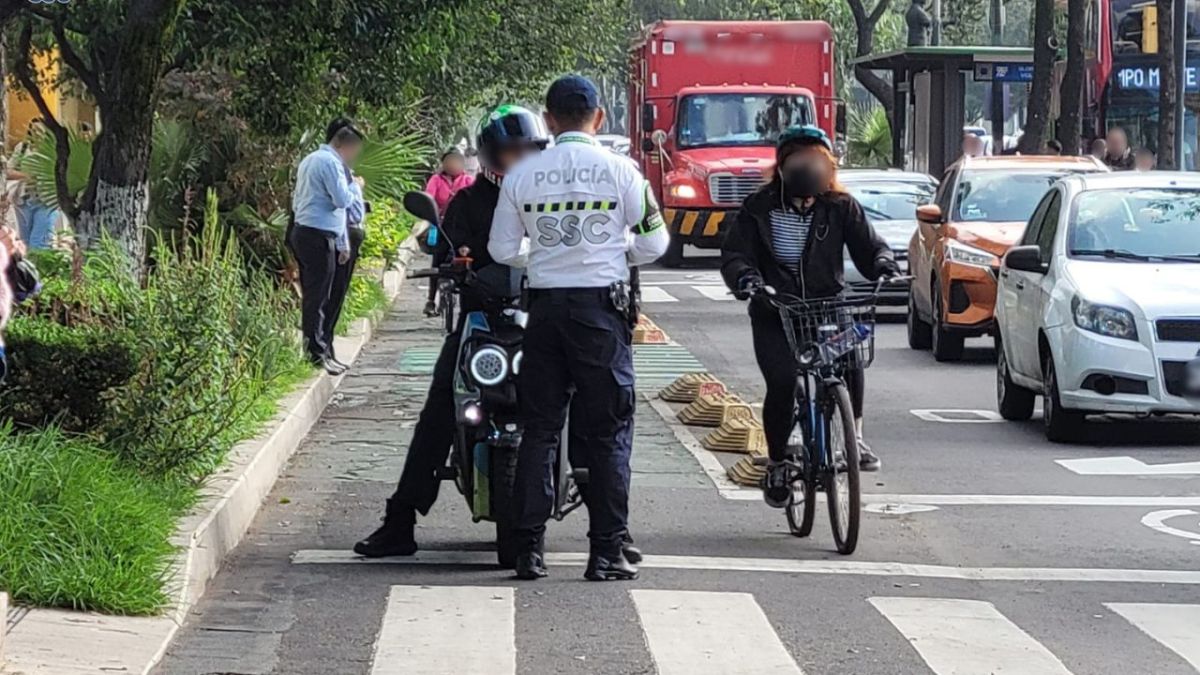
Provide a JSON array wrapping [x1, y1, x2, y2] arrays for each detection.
[[1069, 188, 1200, 261], [954, 170, 1085, 222], [677, 94, 812, 148], [846, 181, 935, 221]]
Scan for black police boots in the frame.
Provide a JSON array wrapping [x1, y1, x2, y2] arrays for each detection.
[[514, 550, 549, 580], [585, 548, 639, 581], [353, 500, 418, 557], [621, 532, 643, 564]]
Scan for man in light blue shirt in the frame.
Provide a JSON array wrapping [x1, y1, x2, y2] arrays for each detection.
[[290, 125, 364, 373]]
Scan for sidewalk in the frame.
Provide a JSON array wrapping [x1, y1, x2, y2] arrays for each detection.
[[153, 281, 710, 673]]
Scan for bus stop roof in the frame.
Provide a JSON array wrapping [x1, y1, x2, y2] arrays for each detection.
[[852, 45, 1034, 70]]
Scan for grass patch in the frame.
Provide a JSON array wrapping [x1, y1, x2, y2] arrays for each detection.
[[0, 425, 191, 614], [335, 273, 389, 335]]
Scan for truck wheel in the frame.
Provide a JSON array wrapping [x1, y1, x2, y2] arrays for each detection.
[[491, 447, 519, 569], [659, 236, 685, 268]]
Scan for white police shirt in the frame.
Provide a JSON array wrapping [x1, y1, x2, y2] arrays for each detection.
[[488, 131, 670, 289]]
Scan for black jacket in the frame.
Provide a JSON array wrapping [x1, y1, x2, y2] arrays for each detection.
[[440, 176, 519, 313], [721, 185, 893, 303]]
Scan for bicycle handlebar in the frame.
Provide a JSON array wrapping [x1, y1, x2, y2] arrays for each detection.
[[749, 274, 914, 308]]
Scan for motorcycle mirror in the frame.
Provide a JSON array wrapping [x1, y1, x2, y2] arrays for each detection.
[[403, 191, 440, 227]]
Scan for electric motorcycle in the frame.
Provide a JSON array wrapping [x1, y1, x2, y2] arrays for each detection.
[[403, 191, 586, 567]]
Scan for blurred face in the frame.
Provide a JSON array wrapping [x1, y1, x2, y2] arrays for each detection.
[[1135, 153, 1155, 171], [442, 155, 465, 176], [962, 136, 982, 156], [495, 145, 539, 173], [779, 145, 833, 197], [335, 140, 363, 167], [1107, 130, 1128, 155]]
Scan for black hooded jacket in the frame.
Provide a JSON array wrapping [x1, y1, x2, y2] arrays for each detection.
[[440, 175, 519, 313], [720, 184, 894, 305]]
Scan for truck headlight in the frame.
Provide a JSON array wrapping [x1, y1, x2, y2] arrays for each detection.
[[469, 346, 509, 386], [669, 184, 698, 199], [1072, 296, 1138, 341], [945, 239, 1000, 269]]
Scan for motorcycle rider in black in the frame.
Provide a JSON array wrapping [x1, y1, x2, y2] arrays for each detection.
[[354, 106, 550, 557]]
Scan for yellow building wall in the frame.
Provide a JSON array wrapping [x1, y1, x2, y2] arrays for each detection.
[[6, 50, 96, 150]]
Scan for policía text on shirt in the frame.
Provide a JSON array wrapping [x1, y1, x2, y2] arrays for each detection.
[[533, 166, 615, 186]]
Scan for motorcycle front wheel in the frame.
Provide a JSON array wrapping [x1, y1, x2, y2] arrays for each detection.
[[491, 446, 519, 569]]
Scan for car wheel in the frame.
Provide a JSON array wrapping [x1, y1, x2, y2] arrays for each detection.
[[659, 236, 684, 268], [1042, 354, 1085, 443], [996, 338, 1036, 421], [907, 290, 932, 350], [931, 285, 965, 362]]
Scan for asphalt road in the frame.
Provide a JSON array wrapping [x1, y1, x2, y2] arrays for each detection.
[[156, 260, 1200, 675]]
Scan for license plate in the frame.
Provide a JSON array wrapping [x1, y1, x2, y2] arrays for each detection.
[[1186, 358, 1200, 396]]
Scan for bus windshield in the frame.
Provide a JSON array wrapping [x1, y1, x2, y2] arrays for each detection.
[[677, 94, 813, 149]]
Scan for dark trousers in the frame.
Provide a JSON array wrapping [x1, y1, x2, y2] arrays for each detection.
[[323, 226, 366, 359], [391, 330, 461, 514], [513, 290, 635, 555], [291, 226, 338, 361], [751, 307, 864, 461]]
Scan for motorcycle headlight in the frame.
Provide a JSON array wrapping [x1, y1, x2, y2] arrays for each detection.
[[1072, 296, 1138, 341], [512, 350, 523, 376], [468, 346, 509, 386], [945, 239, 1000, 270]]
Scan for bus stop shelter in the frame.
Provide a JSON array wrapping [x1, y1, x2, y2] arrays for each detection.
[[853, 46, 1035, 177]]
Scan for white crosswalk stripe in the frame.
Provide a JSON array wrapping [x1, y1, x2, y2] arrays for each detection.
[[371, 585, 515, 675], [640, 286, 679, 303], [364, 585, 1200, 675], [692, 285, 734, 301], [631, 589, 804, 675], [869, 596, 1075, 675], [640, 284, 732, 303], [1107, 603, 1200, 670]]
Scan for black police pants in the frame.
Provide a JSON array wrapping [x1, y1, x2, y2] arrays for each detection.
[[323, 226, 366, 360], [751, 306, 864, 462], [290, 226, 338, 360], [513, 290, 635, 555], [390, 330, 460, 515]]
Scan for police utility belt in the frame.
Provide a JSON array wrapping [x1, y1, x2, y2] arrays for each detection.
[[523, 275, 641, 329]]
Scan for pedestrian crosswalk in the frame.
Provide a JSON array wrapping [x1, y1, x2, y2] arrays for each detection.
[[640, 283, 733, 303], [364, 586, 1200, 674]]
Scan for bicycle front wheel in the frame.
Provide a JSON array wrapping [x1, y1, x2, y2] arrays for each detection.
[[823, 381, 861, 555]]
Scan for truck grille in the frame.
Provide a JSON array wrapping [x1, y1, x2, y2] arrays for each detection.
[[708, 173, 763, 206], [1156, 319, 1200, 342]]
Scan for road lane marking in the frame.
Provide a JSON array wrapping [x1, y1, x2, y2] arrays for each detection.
[[631, 590, 803, 675], [1140, 510, 1200, 545], [1057, 456, 1200, 476], [692, 285, 734, 301], [870, 597, 1074, 674], [910, 409, 1005, 423], [649, 397, 747, 498], [294, 550, 1200, 585], [1107, 603, 1200, 670], [640, 286, 679, 303], [370, 585, 515, 675]]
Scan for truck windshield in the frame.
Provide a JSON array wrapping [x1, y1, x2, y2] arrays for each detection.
[[677, 94, 812, 149]]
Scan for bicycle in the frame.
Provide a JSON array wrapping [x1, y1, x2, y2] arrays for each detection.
[[750, 276, 909, 555]]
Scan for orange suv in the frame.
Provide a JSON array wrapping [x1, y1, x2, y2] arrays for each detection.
[[906, 155, 1108, 361]]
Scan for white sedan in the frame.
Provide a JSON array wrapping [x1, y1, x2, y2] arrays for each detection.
[[995, 172, 1200, 442]]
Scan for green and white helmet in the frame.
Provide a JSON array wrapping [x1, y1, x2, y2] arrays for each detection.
[[475, 105, 550, 175]]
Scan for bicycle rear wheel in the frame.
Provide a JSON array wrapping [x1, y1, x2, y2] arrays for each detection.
[[823, 381, 861, 555]]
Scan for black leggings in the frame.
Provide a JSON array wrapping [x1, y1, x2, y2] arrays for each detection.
[[751, 308, 864, 461]]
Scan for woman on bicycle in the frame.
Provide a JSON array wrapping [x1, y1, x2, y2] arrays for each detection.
[[722, 125, 899, 505]]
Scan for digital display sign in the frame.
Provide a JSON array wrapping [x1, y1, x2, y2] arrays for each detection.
[[1114, 65, 1200, 92]]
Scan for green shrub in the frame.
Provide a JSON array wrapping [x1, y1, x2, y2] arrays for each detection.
[[0, 424, 188, 614], [358, 198, 413, 269], [335, 274, 389, 335], [0, 317, 138, 432]]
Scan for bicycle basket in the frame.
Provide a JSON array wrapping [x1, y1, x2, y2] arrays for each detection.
[[776, 299, 877, 371]]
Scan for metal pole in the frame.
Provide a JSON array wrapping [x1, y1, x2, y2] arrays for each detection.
[[991, 0, 1005, 152], [932, 0, 942, 45], [1175, 0, 1187, 169]]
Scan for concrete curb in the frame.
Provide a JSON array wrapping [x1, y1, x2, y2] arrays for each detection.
[[2, 241, 418, 675]]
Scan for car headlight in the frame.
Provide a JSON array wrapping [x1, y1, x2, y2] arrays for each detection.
[[468, 346, 509, 386], [669, 184, 698, 199], [1071, 296, 1138, 341], [945, 239, 1000, 269]]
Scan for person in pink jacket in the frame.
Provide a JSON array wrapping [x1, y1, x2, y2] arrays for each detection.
[[424, 148, 475, 217]]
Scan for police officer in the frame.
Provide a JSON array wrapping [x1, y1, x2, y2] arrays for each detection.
[[489, 75, 670, 581]]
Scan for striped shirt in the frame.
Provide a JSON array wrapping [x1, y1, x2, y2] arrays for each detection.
[[769, 208, 813, 275]]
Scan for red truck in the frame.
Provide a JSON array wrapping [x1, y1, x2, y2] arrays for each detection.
[[629, 21, 841, 266]]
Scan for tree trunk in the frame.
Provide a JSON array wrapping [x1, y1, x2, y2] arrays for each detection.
[[75, 0, 184, 265], [849, 0, 895, 131], [1157, 0, 1177, 168], [1056, 0, 1086, 154], [1019, 0, 1057, 154]]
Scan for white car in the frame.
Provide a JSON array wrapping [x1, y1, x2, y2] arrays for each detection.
[[995, 172, 1200, 442]]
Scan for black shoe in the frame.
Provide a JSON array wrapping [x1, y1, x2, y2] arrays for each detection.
[[585, 550, 639, 581], [514, 551, 548, 580], [858, 440, 881, 472], [423, 301, 438, 317], [761, 461, 792, 508], [353, 501, 417, 558], [621, 533, 643, 565]]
